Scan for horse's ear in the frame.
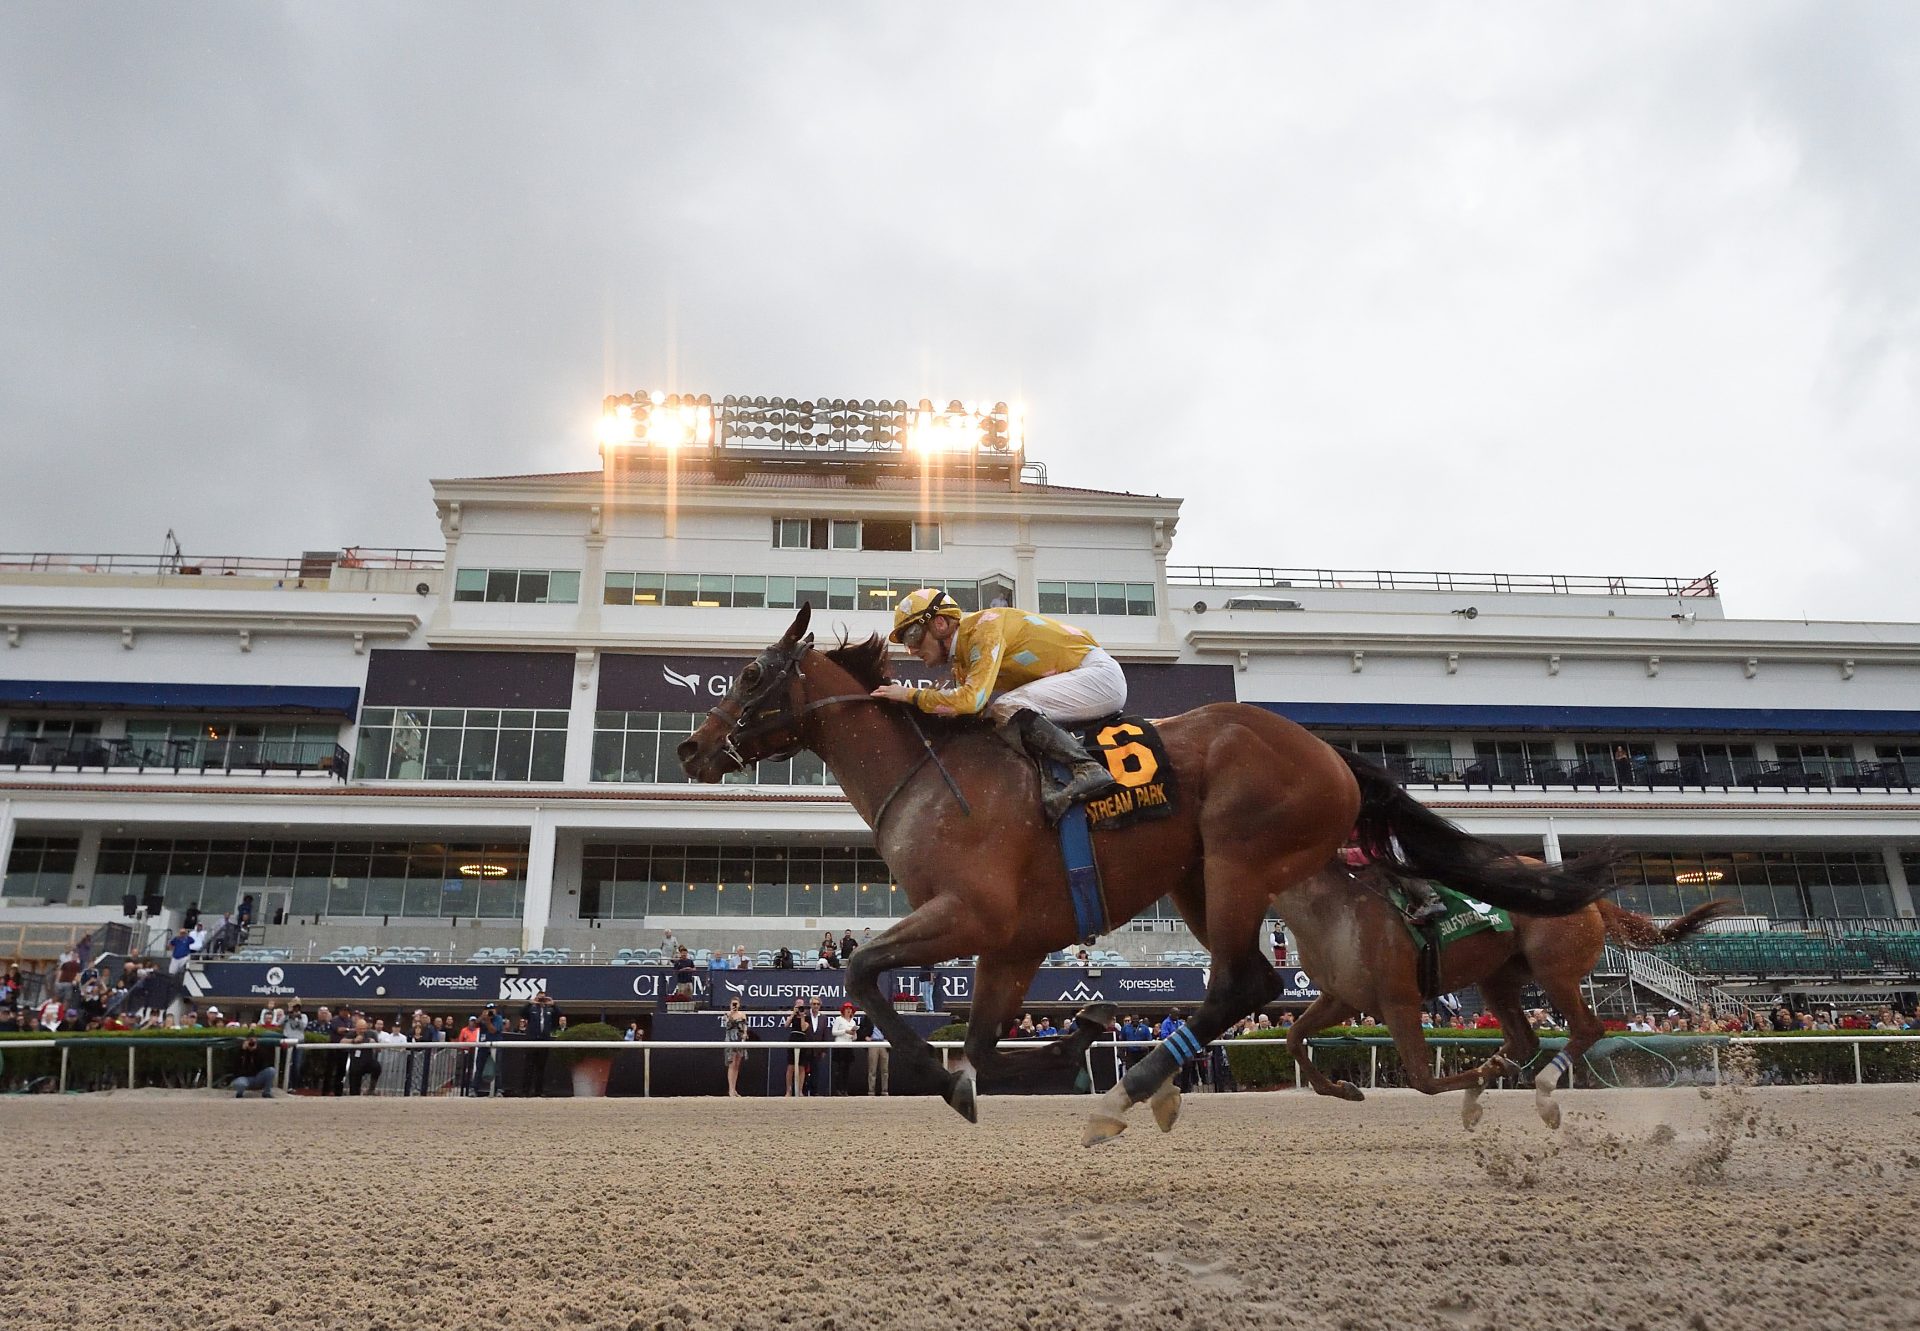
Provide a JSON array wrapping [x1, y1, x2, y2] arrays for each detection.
[[780, 602, 812, 648]]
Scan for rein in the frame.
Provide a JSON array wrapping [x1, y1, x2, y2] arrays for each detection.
[[705, 654, 971, 831]]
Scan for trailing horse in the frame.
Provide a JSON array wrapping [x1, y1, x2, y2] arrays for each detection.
[[1281, 859, 1734, 1129], [677, 606, 1619, 1144]]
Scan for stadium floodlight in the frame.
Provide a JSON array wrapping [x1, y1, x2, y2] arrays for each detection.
[[600, 390, 1025, 463]]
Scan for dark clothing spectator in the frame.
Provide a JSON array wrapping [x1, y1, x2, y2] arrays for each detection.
[[773, 947, 794, 970], [232, 1038, 275, 1098], [520, 995, 558, 1096], [840, 931, 858, 960]]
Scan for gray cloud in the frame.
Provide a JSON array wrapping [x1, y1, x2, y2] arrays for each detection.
[[1, 2, 1914, 621]]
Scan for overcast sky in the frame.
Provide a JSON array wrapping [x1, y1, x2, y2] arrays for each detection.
[[2, 3, 1914, 622]]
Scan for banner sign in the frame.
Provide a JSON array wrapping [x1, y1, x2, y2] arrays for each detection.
[[1278, 968, 1321, 1003], [193, 962, 1217, 1009]]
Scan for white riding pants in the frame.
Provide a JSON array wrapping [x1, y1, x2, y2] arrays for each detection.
[[986, 646, 1128, 725]]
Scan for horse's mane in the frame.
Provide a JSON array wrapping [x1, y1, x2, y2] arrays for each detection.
[[822, 633, 892, 690]]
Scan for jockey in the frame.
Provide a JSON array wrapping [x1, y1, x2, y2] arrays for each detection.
[[1340, 835, 1447, 925], [872, 587, 1124, 822]]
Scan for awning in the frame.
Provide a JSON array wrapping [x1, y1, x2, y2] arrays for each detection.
[[0, 680, 360, 717], [1253, 701, 1920, 736]]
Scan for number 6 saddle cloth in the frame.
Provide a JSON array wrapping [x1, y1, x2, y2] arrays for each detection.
[[1063, 714, 1179, 832]]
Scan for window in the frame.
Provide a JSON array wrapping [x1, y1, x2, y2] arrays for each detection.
[[121, 718, 337, 771], [1774, 743, 1857, 783], [913, 522, 941, 552], [577, 841, 902, 919], [452, 568, 582, 604], [1340, 737, 1456, 779], [1676, 741, 1758, 785], [830, 520, 860, 550], [1470, 740, 1558, 783], [1595, 848, 1891, 920], [770, 518, 942, 552], [862, 520, 912, 553], [89, 837, 526, 918], [774, 519, 811, 550], [591, 711, 835, 788], [354, 707, 567, 781], [1575, 740, 1657, 783], [1039, 581, 1160, 617], [3, 835, 78, 903], [1878, 745, 1920, 784]]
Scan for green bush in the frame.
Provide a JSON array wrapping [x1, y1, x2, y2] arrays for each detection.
[[0, 1027, 295, 1091], [553, 1022, 623, 1062]]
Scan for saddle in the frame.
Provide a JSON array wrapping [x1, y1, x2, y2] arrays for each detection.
[[1041, 714, 1180, 944], [1388, 882, 1514, 999]]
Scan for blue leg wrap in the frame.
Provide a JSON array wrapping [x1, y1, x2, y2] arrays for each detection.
[[1163, 1022, 1205, 1063], [1546, 1050, 1572, 1078]]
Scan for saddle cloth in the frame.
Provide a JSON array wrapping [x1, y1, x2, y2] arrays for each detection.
[[1061, 713, 1179, 832], [1391, 883, 1514, 948]]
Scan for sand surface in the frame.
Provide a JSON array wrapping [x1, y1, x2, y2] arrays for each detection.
[[3, 1084, 1917, 1331]]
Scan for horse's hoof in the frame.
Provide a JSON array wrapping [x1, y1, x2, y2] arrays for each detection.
[[1536, 1096, 1561, 1131], [1334, 1081, 1365, 1103], [1148, 1079, 1182, 1133], [1082, 1113, 1129, 1147], [947, 1069, 978, 1124], [1074, 1001, 1119, 1031], [1461, 1091, 1484, 1132]]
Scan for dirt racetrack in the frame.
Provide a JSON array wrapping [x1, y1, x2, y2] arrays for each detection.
[[3, 1084, 1917, 1331]]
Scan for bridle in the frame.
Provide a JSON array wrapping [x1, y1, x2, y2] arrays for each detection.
[[700, 634, 972, 827]]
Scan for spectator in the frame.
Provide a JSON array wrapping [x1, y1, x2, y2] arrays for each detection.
[[166, 928, 194, 980], [346, 1018, 382, 1095], [231, 1035, 276, 1098], [831, 1001, 860, 1095], [773, 946, 794, 970], [670, 947, 698, 1000], [405, 1010, 435, 1095], [865, 1014, 889, 1096], [520, 992, 558, 1097], [38, 990, 66, 1031], [721, 998, 751, 1097], [0, 1005, 20, 1033], [660, 928, 679, 958], [456, 1015, 483, 1095], [1271, 926, 1287, 966], [807, 997, 831, 1094], [817, 943, 840, 971], [732, 945, 751, 971], [710, 949, 733, 972], [325, 1005, 354, 1096], [183, 903, 201, 933], [236, 893, 255, 939], [784, 998, 811, 1096], [282, 1002, 310, 1089], [841, 930, 858, 960]]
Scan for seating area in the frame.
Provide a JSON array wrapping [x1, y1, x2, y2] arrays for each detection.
[[1658, 931, 1920, 978], [228, 946, 292, 963], [1044, 948, 1132, 967], [319, 944, 434, 964]]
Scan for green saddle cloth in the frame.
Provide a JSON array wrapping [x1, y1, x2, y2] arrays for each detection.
[[1390, 882, 1514, 948]]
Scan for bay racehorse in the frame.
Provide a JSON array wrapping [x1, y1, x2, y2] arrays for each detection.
[[677, 606, 1619, 1144], [1282, 858, 1732, 1129]]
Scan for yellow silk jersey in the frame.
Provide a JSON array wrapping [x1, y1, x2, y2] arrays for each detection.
[[910, 608, 1099, 716]]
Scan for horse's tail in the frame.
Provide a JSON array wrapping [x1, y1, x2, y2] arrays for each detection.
[[1333, 747, 1617, 918], [1598, 897, 1738, 949]]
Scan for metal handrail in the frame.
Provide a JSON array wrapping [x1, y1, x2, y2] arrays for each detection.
[[1168, 565, 1718, 598], [0, 736, 349, 780], [0, 547, 443, 576], [1373, 755, 1916, 793]]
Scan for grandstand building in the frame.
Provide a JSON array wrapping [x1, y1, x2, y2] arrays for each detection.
[[5, 391, 1919, 1016]]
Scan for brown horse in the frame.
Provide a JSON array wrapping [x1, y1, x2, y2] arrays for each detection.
[[677, 606, 1618, 1144], [1281, 859, 1734, 1129]]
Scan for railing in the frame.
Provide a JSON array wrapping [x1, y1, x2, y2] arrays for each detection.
[[0, 547, 442, 577], [1376, 755, 1917, 793], [0, 737, 349, 780], [1602, 944, 1756, 1021], [1168, 565, 1718, 598]]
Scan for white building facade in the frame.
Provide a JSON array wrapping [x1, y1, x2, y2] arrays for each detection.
[[6, 395, 1919, 988]]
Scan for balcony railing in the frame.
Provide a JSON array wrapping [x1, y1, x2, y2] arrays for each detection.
[[1168, 565, 1718, 598], [1380, 756, 1917, 793], [0, 547, 442, 578], [0, 737, 350, 781]]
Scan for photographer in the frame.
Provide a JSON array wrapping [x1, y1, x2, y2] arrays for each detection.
[[721, 998, 751, 1097], [784, 997, 811, 1097], [231, 1034, 276, 1099]]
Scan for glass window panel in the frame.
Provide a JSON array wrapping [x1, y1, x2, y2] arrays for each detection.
[[1127, 584, 1155, 616], [401, 875, 443, 917], [862, 520, 912, 552], [828, 577, 856, 610], [791, 750, 828, 786], [696, 574, 733, 608], [946, 582, 980, 612], [495, 729, 533, 782], [535, 710, 567, 730], [604, 571, 635, 605], [353, 730, 391, 780], [1096, 582, 1127, 616], [477, 876, 522, 918], [755, 755, 793, 785], [664, 573, 698, 607], [913, 522, 941, 551], [715, 881, 752, 916], [458, 729, 498, 781], [795, 577, 830, 611], [289, 878, 328, 917], [424, 729, 461, 780], [622, 731, 659, 783], [501, 710, 535, 728], [517, 570, 551, 604], [366, 866, 406, 916], [547, 570, 580, 604], [454, 568, 487, 601], [326, 876, 368, 916], [462, 709, 498, 728], [733, 576, 766, 609], [830, 520, 860, 550], [751, 882, 789, 916], [683, 882, 719, 915], [631, 573, 664, 606], [484, 569, 518, 602], [858, 578, 892, 609], [592, 731, 625, 782], [1066, 581, 1097, 615], [775, 518, 810, 549], [530, 731, 567, 781], [765, 575, 796, 608]]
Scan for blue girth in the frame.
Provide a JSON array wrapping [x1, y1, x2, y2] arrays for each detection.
[[1048, 758, 1108, 944]]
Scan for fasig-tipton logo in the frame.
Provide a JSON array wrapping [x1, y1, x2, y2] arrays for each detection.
[[249, 964, 298, 997], [336, 965, 386, 987], [417, 974, 480, 991], [266, 966, 285, 987], [1117, 976, 1176, 993]]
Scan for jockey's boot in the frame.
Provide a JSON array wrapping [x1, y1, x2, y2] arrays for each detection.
[[1006, 708, 1120, 823], [1403, 876, 1449, 927]]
